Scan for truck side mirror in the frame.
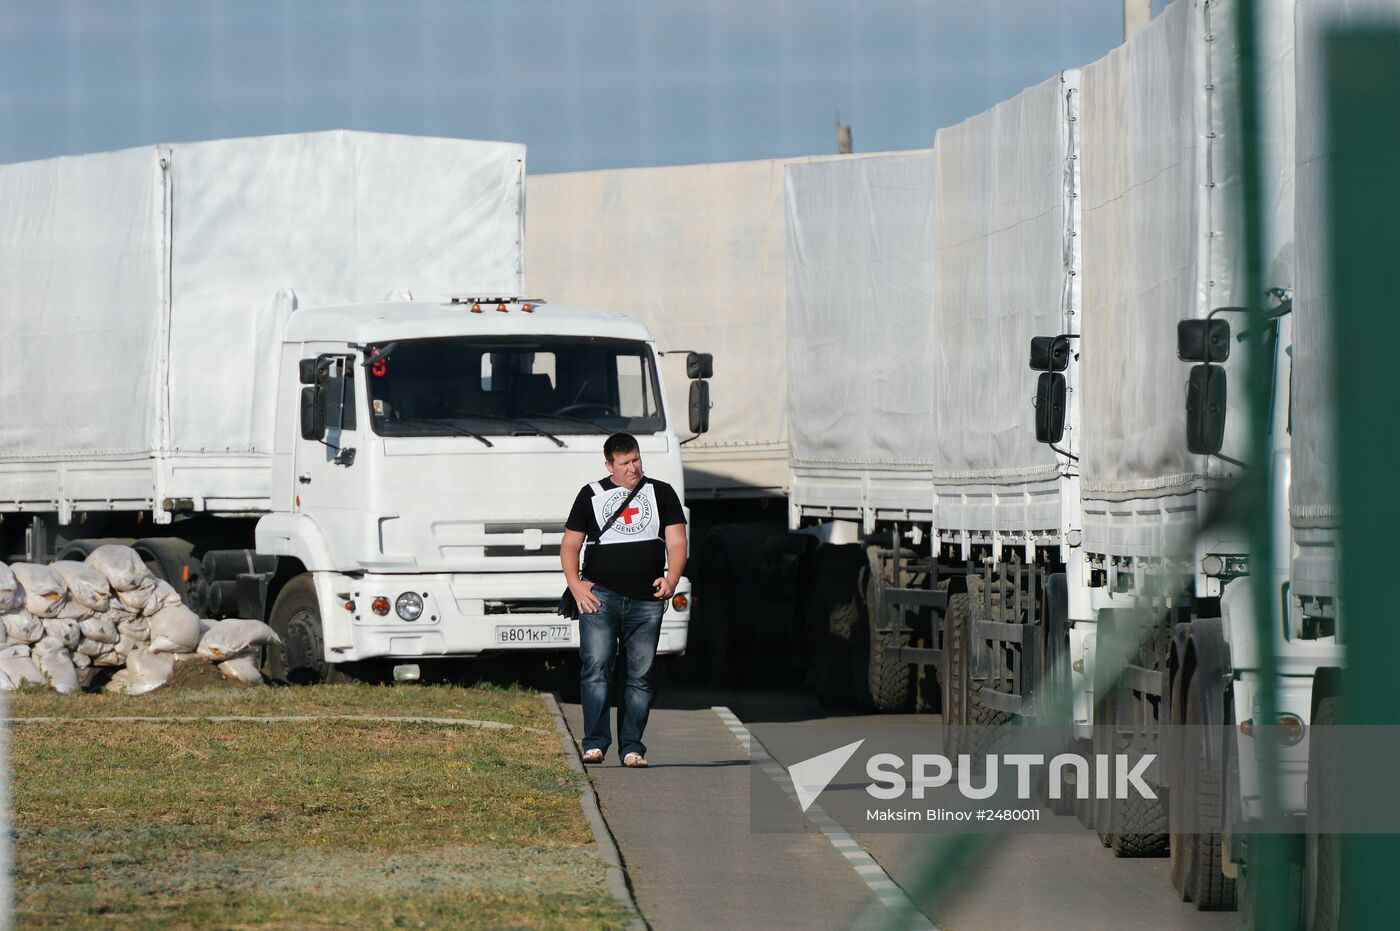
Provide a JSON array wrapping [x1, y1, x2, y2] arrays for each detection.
[[1177, 319, 1231, 362], [686, 352, 714, 379], [1034, 372, 1066, 444], [299, 386, 323, 440], [1186, 364, 1226, 454], [1029, 336, 1070, 372], [689, 380, 711, 435], [299, 359, 319, 385]]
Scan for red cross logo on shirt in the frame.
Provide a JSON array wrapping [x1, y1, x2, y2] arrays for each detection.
[[620, 505, 641, 525]]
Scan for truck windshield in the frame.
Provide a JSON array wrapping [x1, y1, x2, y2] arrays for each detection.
[[364, 336, 665, 437]]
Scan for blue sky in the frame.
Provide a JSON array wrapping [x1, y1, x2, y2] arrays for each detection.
[[0, 0, 1159, 174]]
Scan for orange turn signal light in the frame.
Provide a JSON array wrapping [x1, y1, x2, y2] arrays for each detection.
[[372, 596, 391, 616], [671, 593, 688, 612]]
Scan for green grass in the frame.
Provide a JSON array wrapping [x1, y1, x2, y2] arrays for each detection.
[[9, 685, 628, 930]]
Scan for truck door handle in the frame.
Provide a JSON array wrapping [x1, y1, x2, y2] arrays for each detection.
[[298, 473, 312, 484]]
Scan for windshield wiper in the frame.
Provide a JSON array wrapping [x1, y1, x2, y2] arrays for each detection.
[[464, 411, 567, 447], [402, 419, 494, 447], [394, 411, 568, 448]]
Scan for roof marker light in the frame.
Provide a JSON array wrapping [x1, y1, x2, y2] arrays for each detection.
[[470, 303, 483, 314], [521, 303, 534, 313], [497, 301, 510, 312]]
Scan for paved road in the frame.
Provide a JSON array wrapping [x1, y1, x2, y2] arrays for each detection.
[[560, 687, 1239, 930]]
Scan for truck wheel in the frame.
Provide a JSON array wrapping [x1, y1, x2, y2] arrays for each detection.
[[809, 546, 860, 708], [941, 584, 968, 757], [689, 536, 738, 688], [964, 574, 1012, 757], [266, 575, 347, 685], [1240, 834, 1306, 931], [1305, 695, 1342, 931], [133, 537, 201, 601], [862, 562, 916, 713], [1184, 679, 1236, 909]]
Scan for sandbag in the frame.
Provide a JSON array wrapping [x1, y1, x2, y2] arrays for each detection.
[[112, 634, 142, 657], [116, 578, 159, 616], [75, 638, 115, 658], [71, 650, 91, 669], [75, 665, 98, 690], [151, 579, 183, 612], [33, 644, 79, 694], [3, 610, 44, 644], [85, 544, 153, 592], [197, 619, 281, 661], [50, 561, 112, 612], [41, 618, 81, 650], [0, 643, 30, 659], [121, 650, 174, 696], [148, 604, 201, 654], [10, 563, 68, 618], [55, 598, 95, 621], [0, 563, 24, 613], [0, 654, 46, 688], [117, 616, 151, 643], [217, 653, 264, 685], [92, 648, 127, 668], [79, 615, 120, 644]]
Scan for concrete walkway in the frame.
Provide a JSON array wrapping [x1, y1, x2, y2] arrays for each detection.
[[558, 699, 887, 931]]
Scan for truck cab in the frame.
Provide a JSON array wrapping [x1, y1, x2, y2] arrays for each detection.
[[254, 298, 693, 680]]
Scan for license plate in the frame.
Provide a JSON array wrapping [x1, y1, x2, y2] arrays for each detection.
[[495, 624, 572, 645]]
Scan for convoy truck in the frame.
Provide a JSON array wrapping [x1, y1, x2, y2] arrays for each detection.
[[0, 130, 697, 681]]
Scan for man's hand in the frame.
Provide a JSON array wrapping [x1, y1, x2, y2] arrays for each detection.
[[569, 577, 601, 614], [652, 576, 677, 600]]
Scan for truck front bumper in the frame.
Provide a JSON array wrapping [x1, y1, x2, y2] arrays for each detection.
[[314, 571, 691, 662]]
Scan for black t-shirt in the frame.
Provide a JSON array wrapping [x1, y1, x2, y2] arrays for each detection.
[[565, 476, 686, 600]]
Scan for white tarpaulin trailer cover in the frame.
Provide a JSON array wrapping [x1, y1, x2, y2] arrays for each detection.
[[1077, 0, 1252, 556], [785, 152, 937, 472], [0, 130, 525, 521], [1290, 0, 1397, 602], [929, 70, 1079, 537], [526, 160, 790, 497]]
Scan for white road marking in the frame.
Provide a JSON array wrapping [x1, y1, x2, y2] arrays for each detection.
[[711, 705, 937, 931]]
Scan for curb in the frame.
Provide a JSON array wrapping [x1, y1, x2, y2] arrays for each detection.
[[544, 692, 648, 931]]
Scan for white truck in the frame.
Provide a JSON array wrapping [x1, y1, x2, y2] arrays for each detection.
[[779, 0, 1340, 920], [0, 130, 696, 682]]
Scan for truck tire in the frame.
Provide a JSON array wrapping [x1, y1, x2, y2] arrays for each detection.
[[1184, 679, 1236, 909], [265, 574, 347, 685], [941, 585, 968, 757], [809, 546, 860, 708], [1240, 833, 1306, 931], [687, 535, 738, 687], [862, 562, 916, 713], [1305, 695, 1342, 931], [964, 574, 1012, 757], [132, 537, 201, 601]]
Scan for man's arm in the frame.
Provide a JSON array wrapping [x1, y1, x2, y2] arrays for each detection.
[[653, 523, 688, 600], [561, 529, 601, 613]]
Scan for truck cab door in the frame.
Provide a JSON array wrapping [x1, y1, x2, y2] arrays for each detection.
[[294, 351, 366, 566]]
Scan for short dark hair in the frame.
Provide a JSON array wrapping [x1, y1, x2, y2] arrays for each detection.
[[604, 433, 639, 462]]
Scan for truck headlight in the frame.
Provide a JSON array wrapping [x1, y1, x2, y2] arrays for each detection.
[[396, 592, 424, 621]]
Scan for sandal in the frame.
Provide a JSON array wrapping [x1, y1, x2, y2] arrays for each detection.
[[582, 749, 604, 764], [623, 752, 649, 768]]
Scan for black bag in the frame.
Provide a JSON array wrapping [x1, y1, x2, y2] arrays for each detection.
[[559, 479, 648, 619]]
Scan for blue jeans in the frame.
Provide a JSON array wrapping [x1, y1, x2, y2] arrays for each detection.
[[579, 585, 665, 758]]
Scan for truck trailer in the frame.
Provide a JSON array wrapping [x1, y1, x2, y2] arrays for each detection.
[[0, 130, 697, 681]]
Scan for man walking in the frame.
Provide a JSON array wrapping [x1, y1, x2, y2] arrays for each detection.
[[561, 432, 687, 767]]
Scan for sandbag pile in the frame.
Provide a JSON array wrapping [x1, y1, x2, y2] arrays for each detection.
[[0, 545, 281, 693]]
